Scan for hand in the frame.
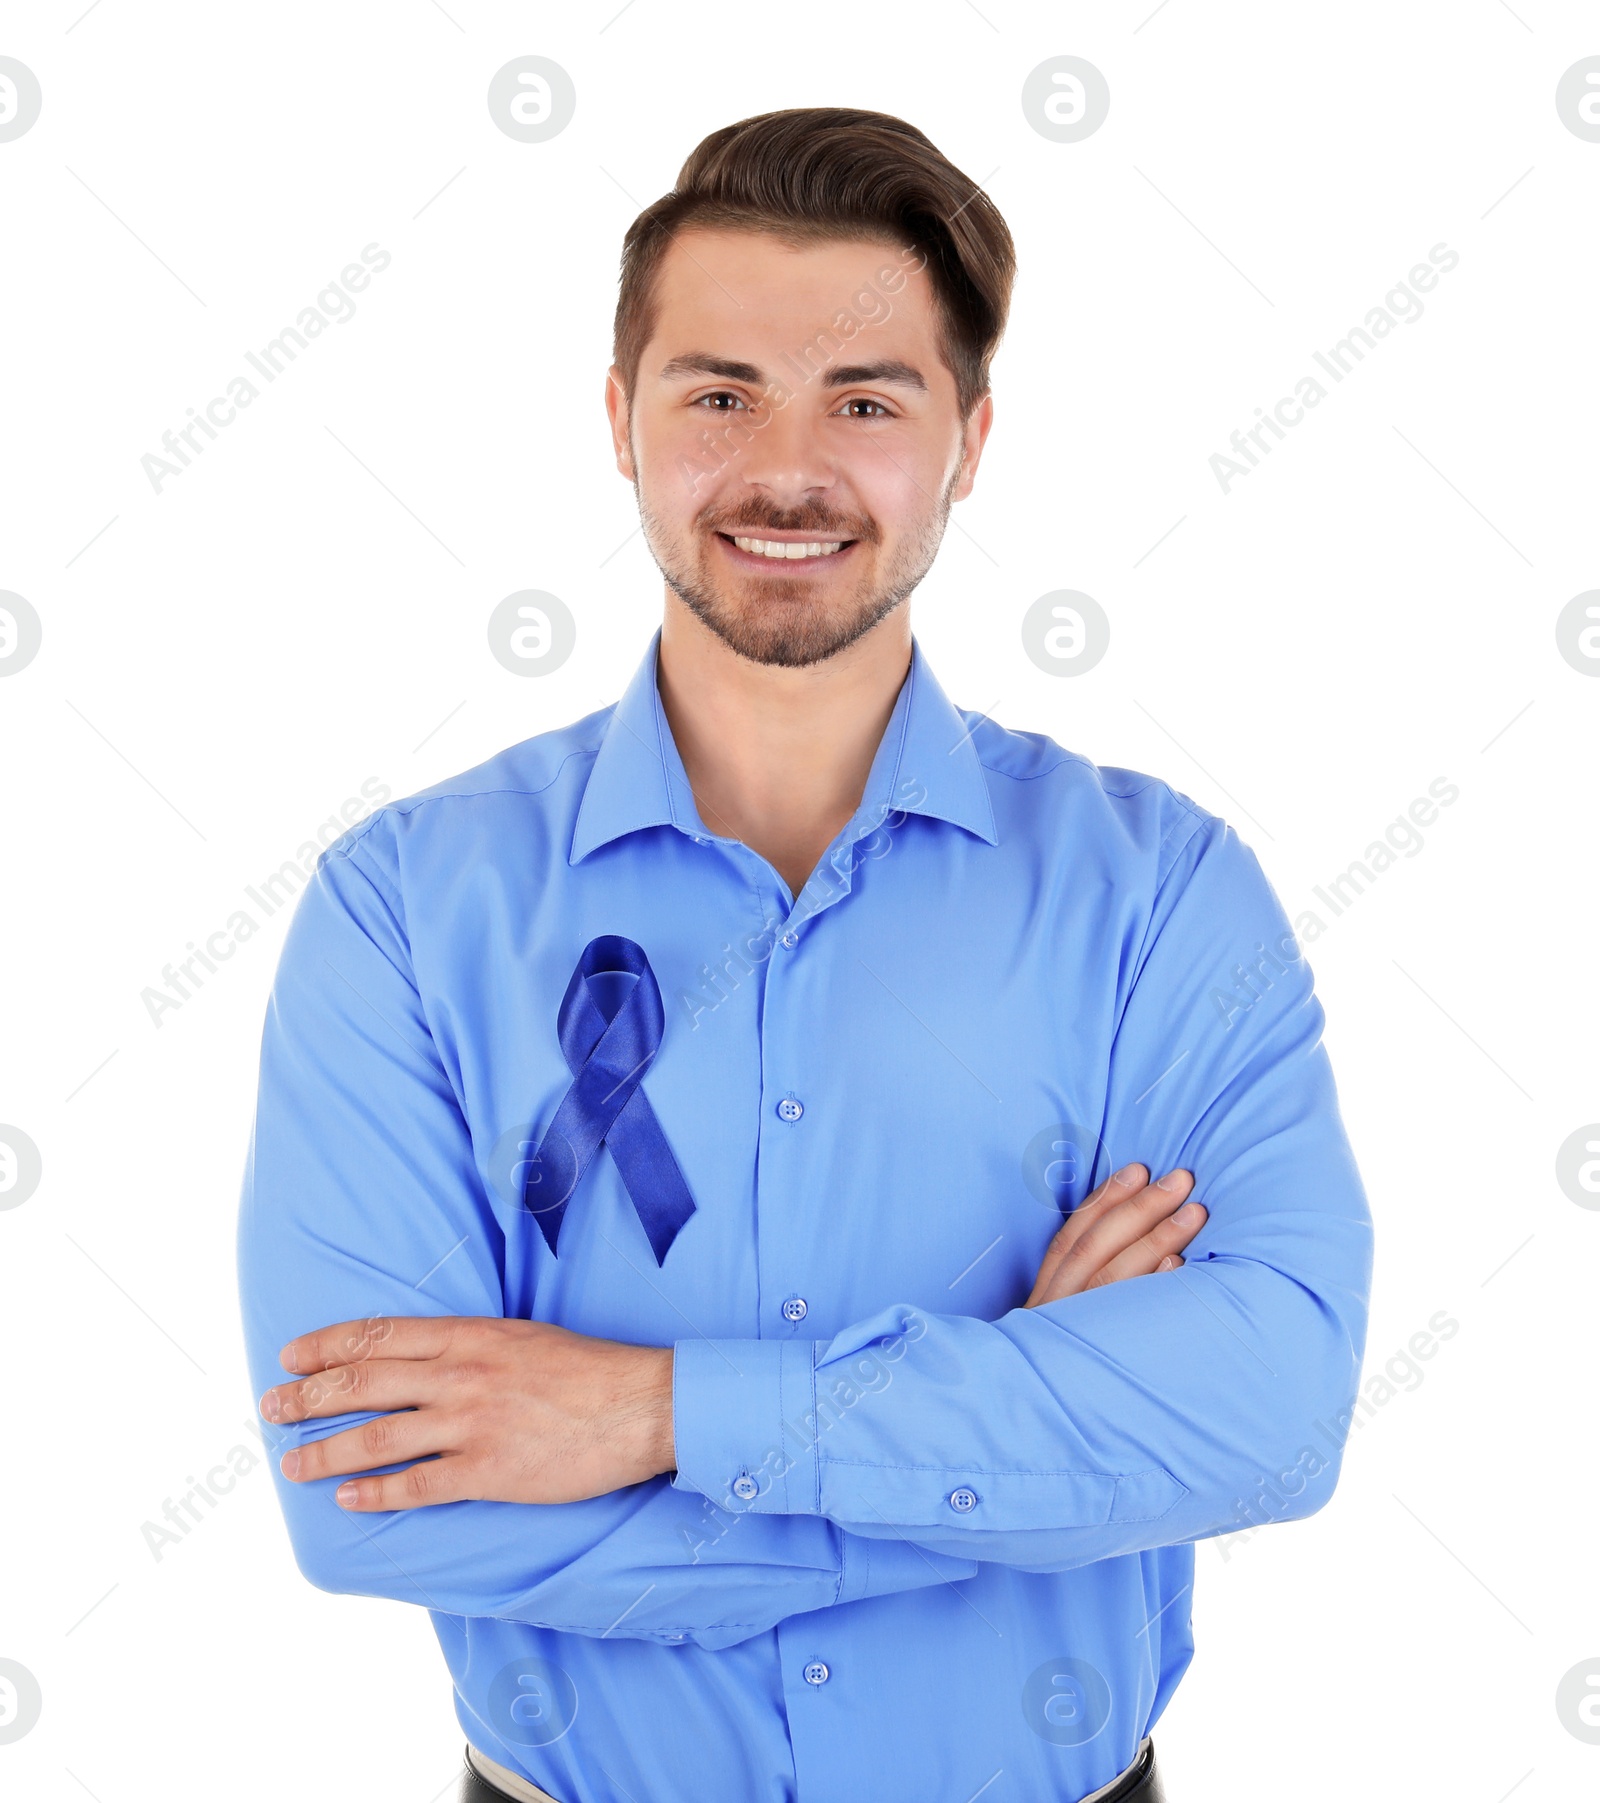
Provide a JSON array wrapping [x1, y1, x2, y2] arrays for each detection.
[[1024, 1163, 1205, 1307], [259, 1315, 676, 1511]]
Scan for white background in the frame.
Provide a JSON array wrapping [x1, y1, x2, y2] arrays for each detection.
[[1, 3, 1596, 1800]]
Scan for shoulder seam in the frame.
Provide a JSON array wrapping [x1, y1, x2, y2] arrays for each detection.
[[317, 832, 416, 972], [336, 742, 605, 843], [972, 742, 1214, 823], [974, 748, 1088, 784], [1156, 807, 1218, 887]]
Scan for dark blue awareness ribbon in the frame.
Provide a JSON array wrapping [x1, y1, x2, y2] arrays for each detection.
[[521, 936, 696, 1265]]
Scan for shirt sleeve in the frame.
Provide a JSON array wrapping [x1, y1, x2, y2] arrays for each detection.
[[670, 810, 1376, 1570], [236, 822, 977, 1652]]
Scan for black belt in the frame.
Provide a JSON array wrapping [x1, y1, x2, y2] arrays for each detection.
[[459, 1737, 1167, 1803]]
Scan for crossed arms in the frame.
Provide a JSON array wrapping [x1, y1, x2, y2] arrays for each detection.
[[258, 1158, 1209, 1509], [236, 810, 1373, 1648]]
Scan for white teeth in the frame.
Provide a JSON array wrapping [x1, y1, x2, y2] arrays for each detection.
[[731, 535, 846, 559]]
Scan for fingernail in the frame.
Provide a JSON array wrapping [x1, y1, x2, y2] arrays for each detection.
[[280, 1449, 300, 1479], [1175, 1201, 1204, 1225], [1114, 1162, 1142, 1183], [260, 1391, 282, 1422], [1155, 1169, 1187, 1191], [336, 1483, 359, 1508]]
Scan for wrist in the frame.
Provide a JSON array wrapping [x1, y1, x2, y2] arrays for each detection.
[[637, 1344, 676, 1478]]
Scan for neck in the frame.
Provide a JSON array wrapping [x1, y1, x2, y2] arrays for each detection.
[[654, 594, 912, 901]]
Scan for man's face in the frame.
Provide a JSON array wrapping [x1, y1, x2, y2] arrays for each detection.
[[606, 227, 993, 668]]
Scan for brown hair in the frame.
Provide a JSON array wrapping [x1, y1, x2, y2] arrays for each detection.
[[612, 107, 1016, 419]]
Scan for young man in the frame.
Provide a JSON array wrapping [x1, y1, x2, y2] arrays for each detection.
[[238, 108, 1373, 1803]]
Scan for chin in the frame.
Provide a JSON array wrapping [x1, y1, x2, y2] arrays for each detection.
[[692, 587, 907, 669]]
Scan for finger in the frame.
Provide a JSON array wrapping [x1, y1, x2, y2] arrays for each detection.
[[279, 1314, 478, 1374], [1031, 1164, 1148, 1296], [333, 1453, 477, 1513], [1032, 1167, 1185, 1299], [279, 1409, 440, 1486], [1064, 1169, 1193, 1278], [262, 1355, 454, 1424], [1081, 1202, 1207, 1290], [1029, 1170, 1194, 1304], [1063, 1162, 1149, 1238]]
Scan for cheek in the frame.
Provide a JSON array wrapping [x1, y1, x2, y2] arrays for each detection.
[[644, 404, 762, 499], [638, 431, 723, 518], [846, 439, 942, 530]]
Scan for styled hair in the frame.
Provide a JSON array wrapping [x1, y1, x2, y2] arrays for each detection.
[[612, 107, 1016, 418]]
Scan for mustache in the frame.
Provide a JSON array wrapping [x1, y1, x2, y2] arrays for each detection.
[[700, 506, 879, 543]]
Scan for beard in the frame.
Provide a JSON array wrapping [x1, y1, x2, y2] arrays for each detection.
[[635, 465, 962, 669]]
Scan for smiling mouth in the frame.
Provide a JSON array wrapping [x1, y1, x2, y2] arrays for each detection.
[[716, 531, 858, 563]]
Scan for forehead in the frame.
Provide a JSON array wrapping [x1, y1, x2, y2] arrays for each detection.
[[645, 226, 945, 370]]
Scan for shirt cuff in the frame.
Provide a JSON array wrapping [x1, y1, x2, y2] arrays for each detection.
[[834, 1528, 981, 1605], [671, 1336, 824, 1516], [670, 1336, 980, 1604]]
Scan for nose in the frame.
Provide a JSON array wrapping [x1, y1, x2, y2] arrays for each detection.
[[729, 396, 838, 511]]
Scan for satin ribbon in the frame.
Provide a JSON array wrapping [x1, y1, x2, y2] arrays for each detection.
[[522, 935, 697, 1264]]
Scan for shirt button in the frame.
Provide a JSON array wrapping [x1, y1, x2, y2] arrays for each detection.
[[776, 1097, 804, 1123], [731, 1474, 759, 1501], [803, 1660, 830, 1686], [781, 931, 799, 949], [949, 1487, 979, 1513], [782, 1296, 809, 1322]]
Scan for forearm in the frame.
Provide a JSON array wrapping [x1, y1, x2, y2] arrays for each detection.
[[669, 1247, 1363, 1571], [256, 1405, 974, 1648], [248, 1198, 983, 1637], [237, 846, 977, 1650]]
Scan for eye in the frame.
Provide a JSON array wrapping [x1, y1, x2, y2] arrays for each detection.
[[692, 390, 748, 412], [837, 396, 893, 419]]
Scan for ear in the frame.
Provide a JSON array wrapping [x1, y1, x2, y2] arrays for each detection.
[[950, 391, 995, 503], [605, 365, 635, 481]]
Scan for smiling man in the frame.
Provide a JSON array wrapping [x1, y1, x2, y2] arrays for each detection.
[[238, 108, 1373, 1803]]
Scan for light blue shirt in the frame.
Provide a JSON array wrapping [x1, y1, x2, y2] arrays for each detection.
[[237, 629, 1373, 1803]]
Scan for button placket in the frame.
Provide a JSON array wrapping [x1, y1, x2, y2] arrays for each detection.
[[754, 875, 827, 1461]]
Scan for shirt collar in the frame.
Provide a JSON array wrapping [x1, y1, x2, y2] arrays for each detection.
[[569, 626, 998, 867]]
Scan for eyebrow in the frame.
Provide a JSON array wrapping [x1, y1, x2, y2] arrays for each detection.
[[657, 353, 927, 392]]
